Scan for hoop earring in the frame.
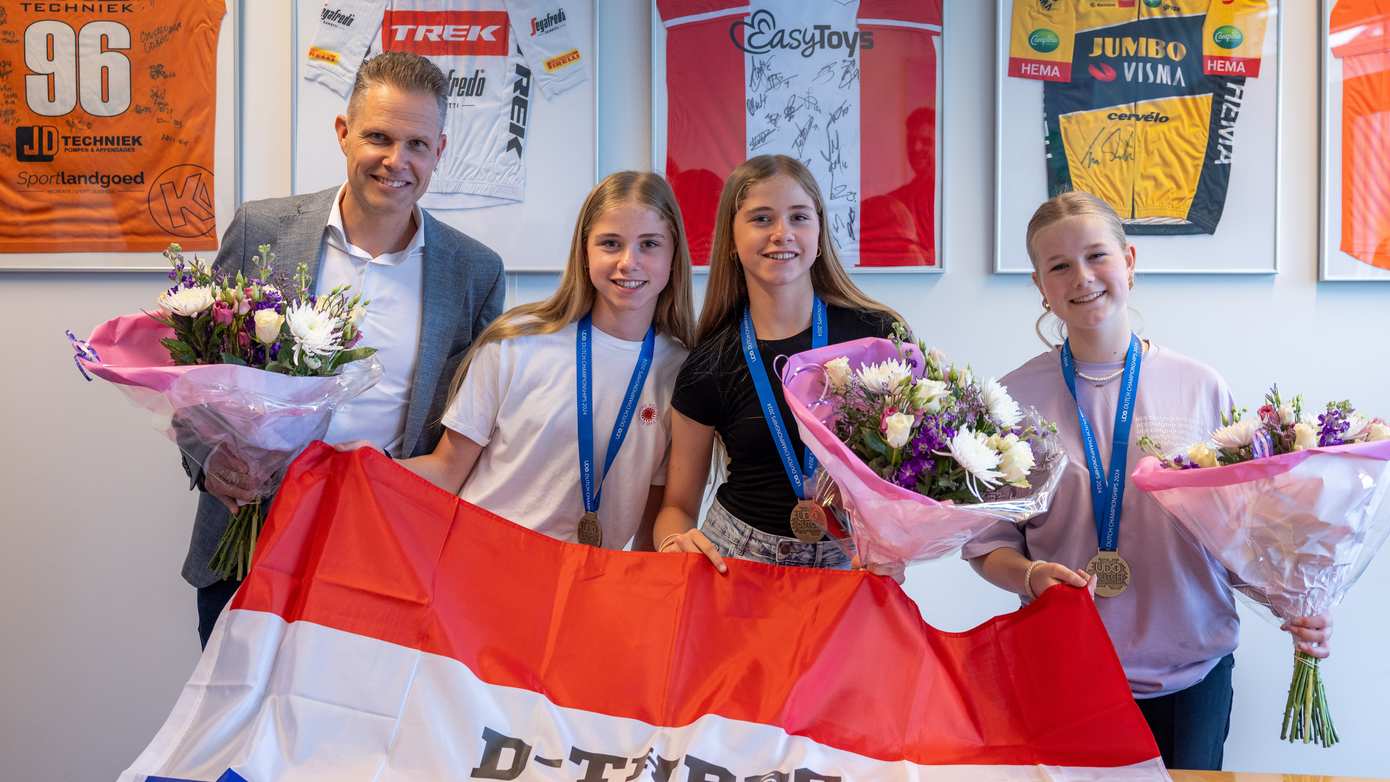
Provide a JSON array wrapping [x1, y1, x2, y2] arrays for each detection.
[[1035, 310, 1058, 349], [1041, 297, 1051, 311]]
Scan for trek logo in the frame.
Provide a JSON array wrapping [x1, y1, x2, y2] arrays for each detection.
[[531, 7, 566, 36], [16, 125, 57, 162], [731, 9, 873, 58], [446, 68, 486, 99], [1089, 36, 1188, 62], [320, 6, 355, 27], [1106, 110, 1170, 123], [381, 10, 508, 57], [505, 64, 532, 157]]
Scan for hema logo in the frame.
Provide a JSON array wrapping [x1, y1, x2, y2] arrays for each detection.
[[17, 125, 58, 162]]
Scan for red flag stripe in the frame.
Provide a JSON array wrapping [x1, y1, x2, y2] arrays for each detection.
[[234, 444, 1159, 767]]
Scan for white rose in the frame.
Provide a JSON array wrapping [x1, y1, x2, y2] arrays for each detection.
[[285, 301, 342, 367], [982, 378, 1024, 429], [855, 358, 912, 393], [1278, 404, 1296, 425], [1211, 417, 1260, 450], [1366, 421, 1390, 442], [1344, 414, 1372, 442], [883, 411, 914, 448], [253, 309, 285, 346], [991, 433, 1035, 487], [824, 356, 852, 392], [158, 285, 215, 317], [911, 378, 948, 414], [1293, 422, 1318, 451], [1187, 443, 1221, 468]]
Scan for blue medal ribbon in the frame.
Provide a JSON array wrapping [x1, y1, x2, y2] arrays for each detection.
[[740, 296, 827, 501], [1060, 334, 1143, 553], [577, 315, 656, 515]]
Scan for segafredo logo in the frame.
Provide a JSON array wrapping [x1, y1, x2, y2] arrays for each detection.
[[1028, 28, 1060, 53], [1212, 25, 1244, 49], [730, 9, 873, 58]]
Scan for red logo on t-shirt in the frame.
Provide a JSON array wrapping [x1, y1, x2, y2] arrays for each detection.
[[639, 404, 658, 426], [382, 11, 509, 56]]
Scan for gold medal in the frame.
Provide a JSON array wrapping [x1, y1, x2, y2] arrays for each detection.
[[1084, 551, 1132, 598], [789, 500, 827, 543], [578, 511, 603, 547]]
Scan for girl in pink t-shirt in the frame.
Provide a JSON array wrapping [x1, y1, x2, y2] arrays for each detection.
[[964, 192, 1331, 770]]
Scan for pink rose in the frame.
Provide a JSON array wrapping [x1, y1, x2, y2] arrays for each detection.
[[211, 300, 234, 326]]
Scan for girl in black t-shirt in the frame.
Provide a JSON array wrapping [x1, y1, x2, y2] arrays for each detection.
[[654, 155, 901, 571]]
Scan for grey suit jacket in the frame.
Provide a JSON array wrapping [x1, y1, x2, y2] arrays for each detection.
[[182, 187, 505, 587]]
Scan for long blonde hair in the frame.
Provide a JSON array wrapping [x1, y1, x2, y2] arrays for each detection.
[[1025, 191, 1133, 347], [446, 171, 696, 401], [695, 154, 901, 344]]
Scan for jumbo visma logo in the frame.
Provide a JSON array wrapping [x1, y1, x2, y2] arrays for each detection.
[[1028, 28, 1060, 53], [1213, 25, 1244, 49]]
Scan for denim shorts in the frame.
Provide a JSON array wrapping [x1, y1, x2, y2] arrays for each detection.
[[700, 498, 852, 569]]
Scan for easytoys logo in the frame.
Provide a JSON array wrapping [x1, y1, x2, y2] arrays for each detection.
[[730, 10, 873, 58], [381, 10, 508, 56]]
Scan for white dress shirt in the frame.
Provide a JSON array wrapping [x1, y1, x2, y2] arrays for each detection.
[[317, 185, 425, 455]]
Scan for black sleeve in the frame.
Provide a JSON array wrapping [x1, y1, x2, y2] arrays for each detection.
[[671, 348, 723, 427]]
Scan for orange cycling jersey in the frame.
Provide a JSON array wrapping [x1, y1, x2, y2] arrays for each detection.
[[1330, 0, 1390, 270], [0, 1, 225, 253], [1008, 0, 1268, 235]]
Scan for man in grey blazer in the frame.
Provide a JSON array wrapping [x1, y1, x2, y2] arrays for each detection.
[[185, 52, 504, 646]]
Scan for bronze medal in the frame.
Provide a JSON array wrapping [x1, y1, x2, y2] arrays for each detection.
[[578, 511, 603, 547], [789, 500, 827, 543], [1084, 550, 1132, 598]]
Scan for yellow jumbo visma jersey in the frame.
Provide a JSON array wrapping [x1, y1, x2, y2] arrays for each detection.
[[1008, 0, 1268, 235]]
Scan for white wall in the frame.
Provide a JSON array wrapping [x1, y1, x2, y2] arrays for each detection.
[[2, 2, 1387, 779]]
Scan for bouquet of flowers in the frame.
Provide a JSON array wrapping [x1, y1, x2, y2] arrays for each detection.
[[69, 243, 382, 579], [1133, 386, 1390, 747], [781, 326, 1066, 569]]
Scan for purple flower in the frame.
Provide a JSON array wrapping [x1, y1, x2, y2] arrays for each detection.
[[1317, 408, 1350, 447]]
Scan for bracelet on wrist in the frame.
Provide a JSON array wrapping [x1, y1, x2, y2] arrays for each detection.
[[1023, 559, 1048, 600]]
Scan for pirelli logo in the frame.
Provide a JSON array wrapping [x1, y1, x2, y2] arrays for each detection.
[[382, 10, 509, 56], [544, 48, 581, 73], [307, 46, 341, 65]]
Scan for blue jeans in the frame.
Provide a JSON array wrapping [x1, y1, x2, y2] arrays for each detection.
[[700, 499, 852, 569], [1135, 654, 1235, 771]]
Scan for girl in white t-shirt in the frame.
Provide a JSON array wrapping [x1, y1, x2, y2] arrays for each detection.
[[394, 171, 695, 549]]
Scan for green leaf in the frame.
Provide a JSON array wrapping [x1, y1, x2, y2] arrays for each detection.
[[219, 352, 249, 366], [860, 430, 892, 460], [325, 346, 378, 372]]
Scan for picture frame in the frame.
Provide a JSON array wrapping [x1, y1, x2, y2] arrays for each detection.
[[993, 0, 1282, 275], [0, 0, 242, 271], [290, 0, 599, 273], [1318, 0, 1390, 282], [651, 0, 946, 273]]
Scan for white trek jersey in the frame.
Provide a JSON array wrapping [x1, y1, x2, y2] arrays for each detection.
[[306, 0, 589, 209]]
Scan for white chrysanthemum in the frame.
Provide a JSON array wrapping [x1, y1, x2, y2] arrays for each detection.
[[253, 309, 285, 346], [1211, 417, 1260, 450], [883, 412, 914, 448], [982, 378, 1024, 429], [1187, 443, 1221, 468], [911, 378, 948, 414], [945, 428, 1003, 493], [285, 301, 342, 367], [158, 285, 215, 317], [991, 433, 1035, 487], [1292, 422, 1318, 451], [824, 356, 852, 392], [855, 358, 912, 393], [1366, 421, 1390, 442]]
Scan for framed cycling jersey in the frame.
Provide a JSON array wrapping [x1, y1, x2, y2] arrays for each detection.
[[0, 0, 241, 270], [291, 0, 598, 272], [652, 0, 946, 272], [1320, 0, 1390, 282], [994, 0, 1281, 275]]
